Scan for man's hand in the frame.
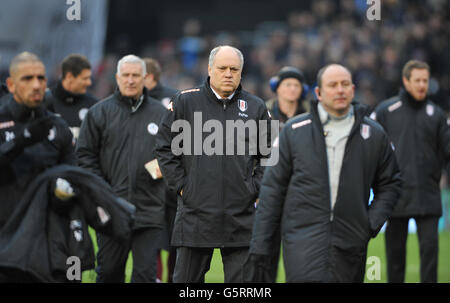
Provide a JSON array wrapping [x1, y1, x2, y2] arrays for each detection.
[[16, 116, 53, 147], [155, 166, 163, 179], [54, 178, 76, 201]]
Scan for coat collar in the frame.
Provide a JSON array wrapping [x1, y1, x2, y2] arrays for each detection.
[[6, 95, 46, 121], [51, 81, 83, 104]]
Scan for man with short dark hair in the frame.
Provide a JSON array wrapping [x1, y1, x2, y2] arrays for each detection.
[[44, 54, 97, 141], [143, 58, 178, 107], [373, 60, 450, 283], [248, 64, 401, 282]]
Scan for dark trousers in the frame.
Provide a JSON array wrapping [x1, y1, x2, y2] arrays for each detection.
[[156, 205, 177, 282], [267, 226, 281, 283], [173, 246, 249, 283], [95, 227, 162, 283], [385, 216, 439, 283]]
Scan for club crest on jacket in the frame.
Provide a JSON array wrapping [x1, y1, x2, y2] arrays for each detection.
[[360, 124, 371, 140], [238, 99, 248, 112]]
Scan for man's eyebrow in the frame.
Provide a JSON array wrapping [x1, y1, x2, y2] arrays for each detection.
[[20, 74, 45, 80]]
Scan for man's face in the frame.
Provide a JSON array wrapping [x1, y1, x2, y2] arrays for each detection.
[[208, 48, 242, 98], [276, 78, 302, 103], [403, 68, 429, 101], [7, 61, 47, 108], [116, 63, 145, 99], [67, 68, 92, 94], [315, 65, 354, 117]]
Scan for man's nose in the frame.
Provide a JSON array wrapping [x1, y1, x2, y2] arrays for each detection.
[[31, 77, 41, 89]]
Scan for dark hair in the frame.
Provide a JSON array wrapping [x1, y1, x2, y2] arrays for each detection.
[[316, 64, 352, 88], [402, 60, 430, 80], [143, 58, 161, 82], [61, 54, 91, 78]]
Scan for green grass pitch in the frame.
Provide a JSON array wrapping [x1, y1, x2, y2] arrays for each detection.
[[81, 230, 450, 283]]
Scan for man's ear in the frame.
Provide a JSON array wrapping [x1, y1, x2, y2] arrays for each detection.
[[207, 65, 212, 77], [315, 86, 321, 100], [402, 76, 409, 88], [6, 77, 14, 94], [65, 72, 75, 81]]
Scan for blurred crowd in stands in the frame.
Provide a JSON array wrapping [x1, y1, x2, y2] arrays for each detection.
[[48, 0, 450, 111]]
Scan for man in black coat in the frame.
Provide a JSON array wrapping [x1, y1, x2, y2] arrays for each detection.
[[156, 45, 272, 283], [373, 60, 450, 283], [44, 54, 98, 141], [0, 52, 76, 230], [248, 64, 401, 282], [143, 57, 179, 282], [76, 54, 167, 283]]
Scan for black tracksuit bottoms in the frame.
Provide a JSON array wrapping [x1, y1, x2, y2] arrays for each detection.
[[95, 227, 162, 283], [385, 215, 439, 283]]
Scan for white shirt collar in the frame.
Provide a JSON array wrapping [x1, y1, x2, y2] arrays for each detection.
[[211, 86, 235, 101]]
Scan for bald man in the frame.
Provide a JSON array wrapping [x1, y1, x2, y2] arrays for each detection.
[[156, 45, 272, 282], [248, 64, 401, 282]]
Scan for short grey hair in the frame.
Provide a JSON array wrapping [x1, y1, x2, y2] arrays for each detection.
[[208, 46, 244, 70], [116, 54, 146, 76]]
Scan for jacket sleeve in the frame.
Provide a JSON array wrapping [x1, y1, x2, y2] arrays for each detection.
[[437, 110, 450, 161], [57, 119, 76, 166], [75, 108, 105, 179], [252, 104, 273, 194], [0, 132, 17, 185], [250, 125, 292, 255], [368, 131, 402, 237], [155, 95, 187, 195]]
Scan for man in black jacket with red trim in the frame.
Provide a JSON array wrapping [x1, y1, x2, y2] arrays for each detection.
[[373, 60, 450, 283], [156, 45, 272, 283], [248, 64, 401, 282]]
